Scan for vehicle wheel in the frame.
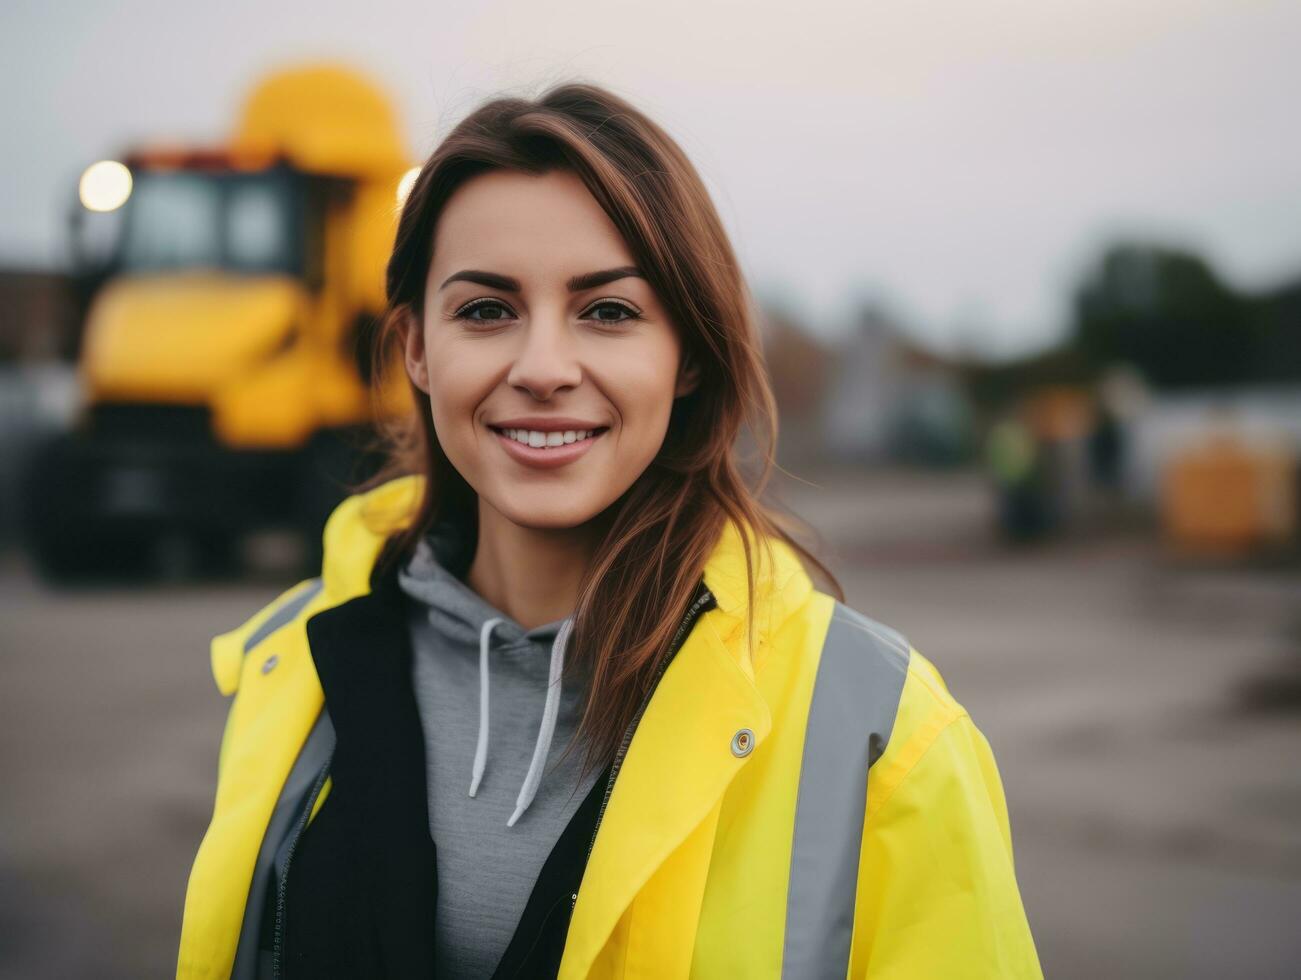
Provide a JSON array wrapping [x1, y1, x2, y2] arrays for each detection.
[[20, 434, 156, 584], [192, 526, 243, 579]]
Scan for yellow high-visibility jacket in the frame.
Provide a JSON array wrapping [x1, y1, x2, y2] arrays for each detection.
[[178, 474, 1042, 978]]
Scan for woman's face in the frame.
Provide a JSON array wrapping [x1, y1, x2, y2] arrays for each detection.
[[404, 168, 699, 531]]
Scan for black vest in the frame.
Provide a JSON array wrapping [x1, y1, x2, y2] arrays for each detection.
[[264, 555, 611, 979]]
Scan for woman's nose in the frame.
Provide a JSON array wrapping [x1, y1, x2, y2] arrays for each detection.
[[505, 318, 583, 400]]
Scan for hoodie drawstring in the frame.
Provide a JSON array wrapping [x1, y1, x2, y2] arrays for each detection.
[[464, 614, 574, 827], [467, 617, 504, 799], [510, 616, 573, 827]]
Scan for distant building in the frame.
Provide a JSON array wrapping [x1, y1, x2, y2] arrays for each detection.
[[0, 267, 77, 361], [755, 306, 833, 466], [822, 305, 973, 465]]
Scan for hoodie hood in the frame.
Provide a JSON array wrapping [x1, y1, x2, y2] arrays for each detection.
[[396, 516, 577, 826], [396, 516, 569, 650]]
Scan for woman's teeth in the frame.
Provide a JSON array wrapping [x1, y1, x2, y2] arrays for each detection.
[[501, 428, 600, 448]]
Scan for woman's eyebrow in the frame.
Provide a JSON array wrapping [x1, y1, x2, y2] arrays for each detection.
[[438, 266, 644, 293]]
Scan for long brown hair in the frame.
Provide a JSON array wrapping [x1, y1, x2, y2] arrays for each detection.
[[357, 80, 842, 785]]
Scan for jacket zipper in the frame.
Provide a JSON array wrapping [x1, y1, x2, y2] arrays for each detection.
[[272, 754, 334, 980], [570, 581, 716, 913]]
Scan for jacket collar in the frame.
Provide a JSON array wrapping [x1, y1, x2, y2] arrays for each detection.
[[315, 472, 815, 672], [211, 471, 813, 701], [311, 475, 815, 975]]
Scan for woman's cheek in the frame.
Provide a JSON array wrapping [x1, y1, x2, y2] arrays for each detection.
[[426, 376, 483, 474]]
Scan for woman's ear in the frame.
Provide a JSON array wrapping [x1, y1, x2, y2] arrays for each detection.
[[674, 355, 701, 398], [402, 308, 431, 394]]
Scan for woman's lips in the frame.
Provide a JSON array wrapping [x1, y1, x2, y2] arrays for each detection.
[[489, 426, 608, 470]]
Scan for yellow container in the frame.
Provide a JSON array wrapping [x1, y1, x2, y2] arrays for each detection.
[[1161, 433, 1297, 557]]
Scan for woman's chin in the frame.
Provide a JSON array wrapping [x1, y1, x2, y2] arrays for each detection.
[[489, 493, 609, 532]]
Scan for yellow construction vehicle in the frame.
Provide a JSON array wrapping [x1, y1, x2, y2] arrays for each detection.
[[24, 64, 416, 579]]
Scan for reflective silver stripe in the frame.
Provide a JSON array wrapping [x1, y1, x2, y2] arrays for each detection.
[[782, 602, 910, 980], [244, 578, 324, 654], [227, 576, 327, 978], [229, 708, 336, 980]]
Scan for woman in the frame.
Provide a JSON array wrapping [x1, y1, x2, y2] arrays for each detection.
[[178, 82, 1041, 979]]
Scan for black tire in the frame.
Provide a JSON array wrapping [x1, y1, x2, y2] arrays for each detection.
[[20, 434, 156, 584], [192, 526, 243, 578]]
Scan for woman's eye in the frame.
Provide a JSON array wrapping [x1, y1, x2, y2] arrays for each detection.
[[584, 301, 641, 324], [455, 299, 514, 323], [451, 298, 641, 325]]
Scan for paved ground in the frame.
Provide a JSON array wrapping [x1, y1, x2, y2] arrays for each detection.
[[1, 465, 1298, 978]]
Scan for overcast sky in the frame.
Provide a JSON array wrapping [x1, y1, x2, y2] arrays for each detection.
[[3, 0, 1298, 359]]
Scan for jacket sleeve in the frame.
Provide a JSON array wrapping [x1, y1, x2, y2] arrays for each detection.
[[849, 712, 1043, 978]]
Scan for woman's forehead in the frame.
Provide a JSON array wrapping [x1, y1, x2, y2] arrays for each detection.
[[429, 180, 642, 296], [435, 170, 620, 250]]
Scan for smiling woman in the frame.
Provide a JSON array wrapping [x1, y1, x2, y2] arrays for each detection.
[[404, 167, 698, 533], [178, 81, 1041, 980]]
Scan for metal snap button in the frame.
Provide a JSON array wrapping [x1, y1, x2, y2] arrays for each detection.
[[730, 728, 755, 757], [261, 654, 279, 675]]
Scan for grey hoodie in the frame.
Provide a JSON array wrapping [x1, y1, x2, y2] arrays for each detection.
[[396, 519, 602, 979]]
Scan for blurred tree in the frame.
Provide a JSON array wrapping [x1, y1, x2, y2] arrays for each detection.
[[960, 241, 1297, 430], [960, 345, 1093, 417], [1072, 243, 1261, 389], [1250, 278, 1301, 383]]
